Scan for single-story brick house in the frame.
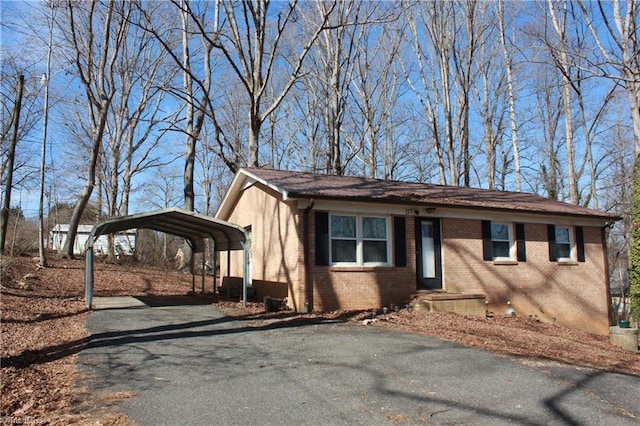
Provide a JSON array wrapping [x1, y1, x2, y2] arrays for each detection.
[[216, 168, 619, 335]]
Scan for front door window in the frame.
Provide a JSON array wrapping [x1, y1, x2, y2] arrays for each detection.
[[421, 222, 436, 278], [417, 218, 442, 290]]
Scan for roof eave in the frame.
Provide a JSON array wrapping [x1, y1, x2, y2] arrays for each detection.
[[286, 192, 621, 223]]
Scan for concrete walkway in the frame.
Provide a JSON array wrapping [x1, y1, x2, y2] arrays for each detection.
[[91, 296, 147, 310], [78, 301, 639, 425]]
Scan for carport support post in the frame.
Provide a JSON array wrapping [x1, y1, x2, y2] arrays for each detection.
[[242, 241, 250, 308], [226, 248, 231, 299], [85, 248, 94, 309], [212, 241, 217, 294], [188, 240, 195, 293]]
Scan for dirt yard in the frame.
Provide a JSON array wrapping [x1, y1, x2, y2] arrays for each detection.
[[2, 254, 639, 424]]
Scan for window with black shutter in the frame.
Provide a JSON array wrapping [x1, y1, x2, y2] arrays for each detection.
[[482, 220, 524, 262], [393, 216, 407, 267], [548, 224, 585, 263], [315, 212, 329, 266]]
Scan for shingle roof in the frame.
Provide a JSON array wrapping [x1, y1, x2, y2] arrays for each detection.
[[241, 167, 619, 221]]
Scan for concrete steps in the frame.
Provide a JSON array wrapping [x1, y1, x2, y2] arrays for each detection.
[[411, 291, 487, 317]]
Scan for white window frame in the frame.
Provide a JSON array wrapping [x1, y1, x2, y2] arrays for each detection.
[[491, 222, 515, 261], [329, 213, 391, 266], [555, 225, 575, 262]]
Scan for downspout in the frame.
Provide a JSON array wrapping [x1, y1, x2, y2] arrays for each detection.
[[602, 222, 614, 325], [303, 199, 315, 313]]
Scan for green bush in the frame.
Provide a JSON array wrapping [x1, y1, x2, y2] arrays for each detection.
[[629, 154, 640, 322]]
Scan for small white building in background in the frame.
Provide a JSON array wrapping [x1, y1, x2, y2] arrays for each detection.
[[50, 224, 136, 256]]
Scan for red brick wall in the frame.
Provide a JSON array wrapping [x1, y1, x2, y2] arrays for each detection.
[[307, 213, 417, 312], [441, 218, 610, 335]]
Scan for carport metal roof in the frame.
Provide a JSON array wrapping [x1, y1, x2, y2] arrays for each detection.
[[88, 207, 248, 251], [84, 207, 250, 308]]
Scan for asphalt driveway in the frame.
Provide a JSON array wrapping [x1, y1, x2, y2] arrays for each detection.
[[78, 297, 639, 425]]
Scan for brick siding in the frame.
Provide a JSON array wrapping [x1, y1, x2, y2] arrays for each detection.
[[441, 217, 610, 335], [222, 185, 611, 335]]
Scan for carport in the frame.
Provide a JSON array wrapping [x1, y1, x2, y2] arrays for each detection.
[[83, 207, 251, 309]]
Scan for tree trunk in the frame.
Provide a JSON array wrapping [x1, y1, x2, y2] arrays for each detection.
[[62, 100, 109, 258], [248, 114, 260, 167], [184, 134, 196, 212], [548, 0, 578, 204], [0, 75, 24, 254], [498, 0, 521, 192], [561, 75, 578, 204]]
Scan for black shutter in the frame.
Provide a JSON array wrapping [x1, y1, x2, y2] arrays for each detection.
[[482, 220, 493, 261], [516, 223, 526, 262], [393, 216, 407, 267], [576, 226, 585, 262], [547, 224, 557, 261], [315, 212, 329, 266]]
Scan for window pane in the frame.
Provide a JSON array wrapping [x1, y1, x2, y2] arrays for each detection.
[[363, 217, 386, 239], [555, 227, 570, 243], [421, 222, 433, 239], [492, 241, 510, 258], [331, 215, 356, 238], [421, 222, 435, 277], [363, 241, 387, 263], [557, 243, 571, 259], [332, 240, 356, 262], [491, 224, 509, 241]]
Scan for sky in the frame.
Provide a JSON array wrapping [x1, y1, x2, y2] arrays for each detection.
[[1, 0, 636, 220]]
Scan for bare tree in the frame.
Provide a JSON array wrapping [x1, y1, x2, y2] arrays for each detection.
[[453, 0, 485, 187], [1, 59, 43, 196], [132, 0, 218, 211], [212, 0, 336, 167], [472, 2, 509, 190], [196, 123, 235, 216], [300, 0, 361, 175], [178, 0, 212, 211], [101, 3, 179, 219], [405, 7, 447, 184], [281, 86, 324, 172], [58, 0, 123, 258], [0, 75, 24, 253], [497, 0, 521, 191], [577, 0, 640, 151], [406, 0, 486, 187], [350, 12, 405, 179], [576, 0, 640, 322], [534, 65, 564, 200], [547, 0, 579, 204], [137, 166, 182, 259]]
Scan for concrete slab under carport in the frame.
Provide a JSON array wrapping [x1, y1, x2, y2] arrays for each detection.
[[91, 295, 214, 310], [92, 297, 147, 310]]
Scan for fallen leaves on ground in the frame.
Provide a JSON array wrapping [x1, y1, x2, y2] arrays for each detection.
[[1, 254, 638, 425]]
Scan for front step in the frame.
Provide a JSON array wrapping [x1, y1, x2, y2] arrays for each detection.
[[411, 292, 487, 317]]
